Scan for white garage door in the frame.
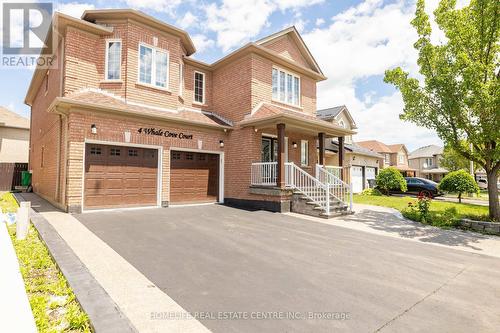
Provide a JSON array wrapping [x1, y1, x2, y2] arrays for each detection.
[[366, 167, 376, 180], [351, 166, 363, 193]]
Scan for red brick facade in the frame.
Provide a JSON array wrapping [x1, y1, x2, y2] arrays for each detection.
[[27, 10, 335, 213]]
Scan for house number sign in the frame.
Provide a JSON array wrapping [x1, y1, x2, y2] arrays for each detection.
[[137, 128, 193, 139]]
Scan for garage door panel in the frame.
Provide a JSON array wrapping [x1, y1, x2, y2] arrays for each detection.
[[351, 166, 363, 194], [170, 151, 219, 203], [84, 144, 158, 209]]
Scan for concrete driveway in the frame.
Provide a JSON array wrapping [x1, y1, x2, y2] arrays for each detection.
[[75, 205, 500, 333]]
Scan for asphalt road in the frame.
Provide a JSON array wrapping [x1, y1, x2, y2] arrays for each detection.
[[76, 205, 500, 333]]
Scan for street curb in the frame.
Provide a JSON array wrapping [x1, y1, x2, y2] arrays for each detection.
[[14, 193, 137, 333]]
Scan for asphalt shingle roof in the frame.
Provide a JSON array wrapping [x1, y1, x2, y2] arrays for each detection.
[[316, 106, 346, 120], [0, 107, 30, 129], [409, 145, 444, 159]]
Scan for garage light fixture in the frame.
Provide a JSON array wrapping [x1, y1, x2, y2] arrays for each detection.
[[91, 124, 97, 134], [219, 140, 224, 148], [292, 141, 297, 148]]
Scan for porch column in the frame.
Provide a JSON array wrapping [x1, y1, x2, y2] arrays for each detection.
[[338, 136, 345, 180], [318, 132, 325, 166], [277, 123, 286, 188]]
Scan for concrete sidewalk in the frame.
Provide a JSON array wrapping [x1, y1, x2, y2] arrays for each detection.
[[0, 220, 37, 333], [288, 203, 500, 258]]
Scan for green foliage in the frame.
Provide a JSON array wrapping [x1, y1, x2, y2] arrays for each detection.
[[0, 192, 18, 213], [438, 170, 480, 202], [6, 197, 91, 333], [440, 143, 474, 172], [375, 167, 408, 194], [384, 0, 500, 220], [354, 194, 490, 221], [360, 188, 382, 196], [403, 206, 460, 228]]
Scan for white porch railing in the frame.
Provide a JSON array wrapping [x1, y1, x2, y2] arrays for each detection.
[[316, 164, 353, 212], [324, 165, 342, 179], [285, 162, 332, 212], [250, 161, 353, 215], [251, 162, 277, 186]]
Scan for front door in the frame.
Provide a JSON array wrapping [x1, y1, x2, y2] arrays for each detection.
[[261, 137, 288, 162]]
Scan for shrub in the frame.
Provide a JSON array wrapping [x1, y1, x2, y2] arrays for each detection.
[[375, 167, 407, 195], [438, 170, 480, 203], [360, 188, 382, 196]]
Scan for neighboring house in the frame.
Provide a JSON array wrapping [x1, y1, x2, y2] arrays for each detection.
[[408, 145, 448, 182], [0, 107, 30, 163], [357, 140, 416, 177], [25, 9, 353, 213], [317, 106, 383, 193]]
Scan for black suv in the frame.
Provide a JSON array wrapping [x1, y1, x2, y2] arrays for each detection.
[[401, 177, 443, 198]]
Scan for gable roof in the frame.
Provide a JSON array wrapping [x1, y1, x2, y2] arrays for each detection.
[[255, 26, 324, 76], [0, 107, 30, 129], [317, 105, 357, 129], [409, 145, 444, 159], [356, 140, 393, 154], [387, 144, 408, 154], [82, 9, 196, 55]]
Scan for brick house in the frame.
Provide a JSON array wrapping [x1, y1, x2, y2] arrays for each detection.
[[357, 140, 416, 177], [25, 9, 353, 214], [408, 145, 448, 181], [317, 106, 383, 193]]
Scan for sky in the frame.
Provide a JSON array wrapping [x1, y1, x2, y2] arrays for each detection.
[[0, 0, 466, 151]]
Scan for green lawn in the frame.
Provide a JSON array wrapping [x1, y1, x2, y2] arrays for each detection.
[[354, 194, 490, 221], [1, 192, 91, 333]]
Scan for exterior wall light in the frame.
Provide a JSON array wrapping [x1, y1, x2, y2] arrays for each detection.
[[91, 124, 97, 134], [352, 156, 356, 161], [219, 140, 224, 148], [292, 141, 297, 148]]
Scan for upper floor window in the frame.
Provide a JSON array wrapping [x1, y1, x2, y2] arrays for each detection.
[[425, 157, 433, 167], [105, 40, 121, 81], [194, 71, 205, 104], [398, 154, 404, 164], [139, 44, 169, 89], [385, 154, 390, 163], [272, 67, 300, 106]]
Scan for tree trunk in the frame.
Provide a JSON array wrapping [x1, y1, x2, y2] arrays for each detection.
[[458, 192, 462, 203], [486, 169, 499, 222]]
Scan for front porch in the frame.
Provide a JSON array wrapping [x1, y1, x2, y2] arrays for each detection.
[[239, 111, 355, 217]]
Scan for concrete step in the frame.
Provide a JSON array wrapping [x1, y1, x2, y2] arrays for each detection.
[[320, 210, 355, 219]]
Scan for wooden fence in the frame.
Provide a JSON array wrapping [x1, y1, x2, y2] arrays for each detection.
[[0, 163, 28, 191]]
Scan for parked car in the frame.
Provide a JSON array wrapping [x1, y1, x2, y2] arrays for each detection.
[[389, 177, 443, 198]]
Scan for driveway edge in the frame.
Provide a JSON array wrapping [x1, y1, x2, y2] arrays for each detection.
[[14, 193, 137, 333]]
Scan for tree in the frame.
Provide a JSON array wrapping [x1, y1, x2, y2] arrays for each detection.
[[438, 170, 480, 203], [440, 143, 473, 171], [384, 0, 500, 220], [376, 167, 408, 195]]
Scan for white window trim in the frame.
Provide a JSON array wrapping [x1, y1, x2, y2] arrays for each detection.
[[193, 70, 206, 105], [137, 42, 170, 91], [272, 66, 301, 108], [104, 39, 122, 82], [301, 139, 309, 166]]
